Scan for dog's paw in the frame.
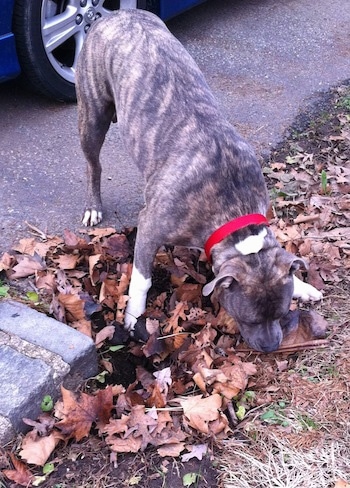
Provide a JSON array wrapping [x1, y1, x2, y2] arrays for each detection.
[[124, 312, 137, 334], [82, 209, 103, 226], [293, 276, 323, 302]]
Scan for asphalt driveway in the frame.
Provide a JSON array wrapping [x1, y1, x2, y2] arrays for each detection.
[[0, 0, 349, 252]]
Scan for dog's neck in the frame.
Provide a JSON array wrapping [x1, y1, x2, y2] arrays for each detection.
[[204, 213, 269, 261], [210, 225, 277, 273], [234, 227, 268, 255]]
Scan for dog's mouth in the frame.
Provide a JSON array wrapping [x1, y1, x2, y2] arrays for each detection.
[[237, 320, 283, 353], [280, 310, 300, 336], [239, 310, 300, 353]]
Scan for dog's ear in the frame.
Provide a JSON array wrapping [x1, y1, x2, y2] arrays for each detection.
[[202, 262, 243, 296]]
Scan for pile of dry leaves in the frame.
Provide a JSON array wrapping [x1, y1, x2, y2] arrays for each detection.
[[0, 224, 328, 482]]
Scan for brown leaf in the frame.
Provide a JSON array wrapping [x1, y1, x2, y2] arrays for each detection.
[[103, 415, 130, 436], [281, 310, 328, 349], [103, 234, 130, 259], [55, 386, 114, 440], [107, 435, 143, 453], [181, 444, 207, 461], [89, 254, 102, 286], [13, 236, 63, 257], [157, 442, 186, 457], [86, 227, 117, 240], [35, 270, 57, 291], [3, 453, 34, 486], [10, 253, 46, 279], [54, 253, 79, 270], [19, 430, 61, 466], [95, 325, 116, 348], [147, 383, 167, 408], [57, 292, 85, 322], [22, 413, 55, 436], [71, 318, 92, 337], [165, 301, 189, 332], [180, 394, 222, 434], [0, 251, 15, 272], [175, 283, 202, 302]]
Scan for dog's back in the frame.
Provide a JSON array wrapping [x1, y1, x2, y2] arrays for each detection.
[[78, 10, 220, 173], [76, 9, 269, 244]]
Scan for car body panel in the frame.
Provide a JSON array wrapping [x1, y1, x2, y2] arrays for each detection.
[[0, 0, 20, 81], [159, 0, 206, 20]]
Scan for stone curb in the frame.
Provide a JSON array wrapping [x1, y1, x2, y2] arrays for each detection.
[[0, 300, 98, 445]]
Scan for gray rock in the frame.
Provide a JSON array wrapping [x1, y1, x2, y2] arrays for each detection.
[[0, 300, 98, 445]]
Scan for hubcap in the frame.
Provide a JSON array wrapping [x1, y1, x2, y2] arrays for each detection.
[[41, 0, 118, 84]]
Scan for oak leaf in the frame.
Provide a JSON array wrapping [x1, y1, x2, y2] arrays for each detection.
[[180, 394, 222, 434], [10, 253, 46, 278], [181, 444, 207, 462], [106, 436, 142, 453], [165, 301, 188, 332], [157, 442, 186, 457], [19, 430, 61, 466], [3, 453, 34, 486]]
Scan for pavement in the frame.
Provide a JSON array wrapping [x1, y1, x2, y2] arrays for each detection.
[[0, 0, 350, 445]]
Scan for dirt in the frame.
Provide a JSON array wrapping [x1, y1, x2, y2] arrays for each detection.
[[34, 439, 218, 488]]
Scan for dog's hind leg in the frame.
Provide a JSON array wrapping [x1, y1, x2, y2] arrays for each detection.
[[78, 96, 115, 226]]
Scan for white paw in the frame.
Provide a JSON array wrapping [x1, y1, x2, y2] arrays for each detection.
[[293, 276, 323, 302], [124, 312, 138, 333], [82, 209, 103, 226]]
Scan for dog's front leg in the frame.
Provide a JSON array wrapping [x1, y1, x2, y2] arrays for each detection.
[[293, 275, 323, 302], [124, 265, 152, 331], [124, 215, 160, 332]]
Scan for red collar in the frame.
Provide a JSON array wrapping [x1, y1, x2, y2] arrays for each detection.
[[204, 213, 269, 261]]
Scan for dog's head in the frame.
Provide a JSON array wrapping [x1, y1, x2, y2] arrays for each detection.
[[203, 248, 306, 353]]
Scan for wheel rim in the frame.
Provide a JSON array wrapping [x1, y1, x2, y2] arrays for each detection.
[[40, 0, 119, 84]]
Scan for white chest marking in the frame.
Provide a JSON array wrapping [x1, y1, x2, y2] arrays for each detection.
[[235, 228, 267, 255]]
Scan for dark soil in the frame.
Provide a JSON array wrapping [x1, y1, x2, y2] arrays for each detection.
[[36, 439, 219, 488]]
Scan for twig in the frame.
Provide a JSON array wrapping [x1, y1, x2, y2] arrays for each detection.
[[293, 214, 320, 224], [157, 332, 190, 340], [237, 338, 329, 354], [226, 401, 238, 427], [25, 221, 48, 240]]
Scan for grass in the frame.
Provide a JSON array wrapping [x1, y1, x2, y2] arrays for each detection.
[[221, 436, 349, 488]]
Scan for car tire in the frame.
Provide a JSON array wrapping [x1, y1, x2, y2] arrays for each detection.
[[12, 0, 120, 102]]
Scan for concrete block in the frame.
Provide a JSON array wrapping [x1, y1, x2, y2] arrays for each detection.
[[0, 300, 98, 444], [0, 345, 53, 432], [0, 300, 97, 377]]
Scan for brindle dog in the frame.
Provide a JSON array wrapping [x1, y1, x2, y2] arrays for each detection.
[[76, 9, 322, 352]]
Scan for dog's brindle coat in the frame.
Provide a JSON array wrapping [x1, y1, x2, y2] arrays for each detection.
[[76, 9, 322, 353]]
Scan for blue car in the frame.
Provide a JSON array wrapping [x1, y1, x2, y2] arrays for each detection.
[[0, 0, 206, 101]]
